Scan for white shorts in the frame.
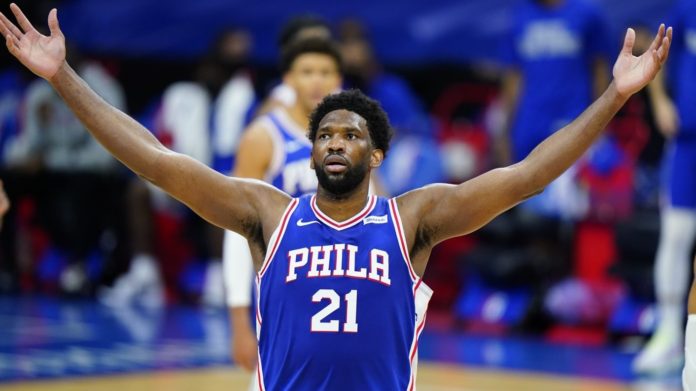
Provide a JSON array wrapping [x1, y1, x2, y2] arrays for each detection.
[[248, 368, 259, 391], [685, 315, 696, 390]]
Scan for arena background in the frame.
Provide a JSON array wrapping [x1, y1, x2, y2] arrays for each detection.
[[0, 0, 687, 389]]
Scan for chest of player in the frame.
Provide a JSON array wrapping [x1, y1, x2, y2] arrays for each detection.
[[260, 234, 414, 335], [284, 243, 391, 286]]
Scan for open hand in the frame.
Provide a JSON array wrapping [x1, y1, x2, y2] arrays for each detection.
[[613, 24, 672, 98], [0, 3, 65, 80]]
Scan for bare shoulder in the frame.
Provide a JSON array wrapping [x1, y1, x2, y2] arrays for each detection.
[[231, 176, 293, 244], [240, 118, 274, 147], [234, 119, 275, 178]]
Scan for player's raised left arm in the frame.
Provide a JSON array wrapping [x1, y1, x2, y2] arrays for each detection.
[[400, 25, 672, 247]]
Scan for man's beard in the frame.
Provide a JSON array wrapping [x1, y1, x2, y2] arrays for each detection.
[[314, 156, 368, 197]]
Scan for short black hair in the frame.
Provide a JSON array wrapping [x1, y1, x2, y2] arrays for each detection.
[[278, 15, 331, 48], [308, 89, 393, 157], [280, 37, 343, 74]]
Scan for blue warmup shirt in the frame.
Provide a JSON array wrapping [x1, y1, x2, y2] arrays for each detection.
[[503, 0, 611, 161], [662, 0, 696, 208], [670, 0, 696, 137]]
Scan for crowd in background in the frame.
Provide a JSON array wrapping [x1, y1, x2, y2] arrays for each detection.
[[0, 0, 689, 375]]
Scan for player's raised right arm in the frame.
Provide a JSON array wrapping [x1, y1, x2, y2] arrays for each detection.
[[0, 5, 289, 235]]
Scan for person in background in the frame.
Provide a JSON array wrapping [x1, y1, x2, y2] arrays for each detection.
[[4, 45, 125, 295], [100, 28, 256, 308], [222, 38, 342, 386], [256, 15, 332, 116], [222, 16, 332, 379], [634, 0, 696, 375], [500, 0, 610, 166], [337, 21, 441, 195]]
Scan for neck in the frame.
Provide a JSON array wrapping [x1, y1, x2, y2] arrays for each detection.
[[315, 179, 372, 222], [286, 102, 310, 130]]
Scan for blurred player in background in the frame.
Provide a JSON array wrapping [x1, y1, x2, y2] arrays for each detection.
[[500, 0, 610, 166], [222, 37, 342, 377], [255, 16, 332, 116], [634, 0, 696, 375]]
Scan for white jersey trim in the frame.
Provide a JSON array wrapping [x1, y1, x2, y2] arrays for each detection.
[[260, 109, 311, 186], [258, 198, 299, 279], [255, 273, 266, 391], [388, 198, 420, 284], [255, 198, 298, 390], [258, 115, 285, 185], [407, 279, 433, 391], [256, 344, 266, 391]]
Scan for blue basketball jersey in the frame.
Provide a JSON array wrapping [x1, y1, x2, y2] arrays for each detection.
[[503, 0, 610, 161], [255, 195, 432, 391], [261, 110, 317, 197], [670, 0, 696, 136]]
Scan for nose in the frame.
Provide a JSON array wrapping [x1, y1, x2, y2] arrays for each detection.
[[327, 134, 345, 153]]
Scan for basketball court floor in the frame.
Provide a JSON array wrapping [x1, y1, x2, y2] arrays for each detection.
[[0, 296, 683, 390]]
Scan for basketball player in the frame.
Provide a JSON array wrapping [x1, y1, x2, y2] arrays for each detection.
[[256, 15, 332, 116], [0, 5, 671, 389], [223, 37, 342, 373], [633, 0, 696, 374]]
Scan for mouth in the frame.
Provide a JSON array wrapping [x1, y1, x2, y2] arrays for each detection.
[[324, 155, 348, 174]]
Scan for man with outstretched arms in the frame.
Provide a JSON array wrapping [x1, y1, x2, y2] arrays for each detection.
[[0, 4, 671, 389]]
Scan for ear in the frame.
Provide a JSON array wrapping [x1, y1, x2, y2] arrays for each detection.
[[370, 148, 384, 169]]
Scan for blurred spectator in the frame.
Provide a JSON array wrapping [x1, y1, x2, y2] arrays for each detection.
[[455, 0, 612, 332], [6, 64, 120, 172], [100, 28, 256, 308], [339, 26, 433, 139], [0, 64, 25, 166], [633, 0, 696, 375], [338, 21, 443, 194], [1, 47, 126, 295]]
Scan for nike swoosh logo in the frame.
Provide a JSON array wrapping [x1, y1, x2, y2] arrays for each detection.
[[297, 219, 320, 227]]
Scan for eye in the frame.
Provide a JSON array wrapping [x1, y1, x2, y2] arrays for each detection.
[[346, 133, 357, 140], [318, 133, 330, 140]]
